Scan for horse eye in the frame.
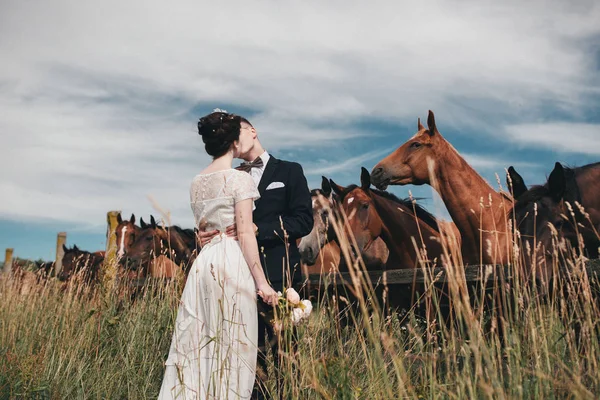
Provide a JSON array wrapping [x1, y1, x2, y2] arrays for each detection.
[[553, 220, 564, 229], [361, 203, 369, 210], [146, 236, 153, 241], [410, 142, 422, 149]]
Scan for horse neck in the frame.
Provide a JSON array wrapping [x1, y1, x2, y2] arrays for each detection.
[[320, 241, 341, 273], [371, 194, 441, 268], [167, 228, 193, 261], [432, 138, 510, 263]]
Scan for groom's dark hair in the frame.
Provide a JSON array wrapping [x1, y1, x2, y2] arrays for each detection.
[[240, 117, 252, 127], [197, 111, 246, 158]]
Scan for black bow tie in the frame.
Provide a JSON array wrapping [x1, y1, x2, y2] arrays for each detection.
[[236, 157, 264, 173]]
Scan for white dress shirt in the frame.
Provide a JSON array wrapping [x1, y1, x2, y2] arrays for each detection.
[[250, 151, 270, 188]]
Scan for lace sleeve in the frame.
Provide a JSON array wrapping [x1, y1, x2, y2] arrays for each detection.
[[233, 171, 260, 203]]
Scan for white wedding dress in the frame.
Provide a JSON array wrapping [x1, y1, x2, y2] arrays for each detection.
[[159, 169, 260, 399]]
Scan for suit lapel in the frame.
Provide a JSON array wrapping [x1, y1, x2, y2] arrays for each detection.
[[258, 156, 279, 195]]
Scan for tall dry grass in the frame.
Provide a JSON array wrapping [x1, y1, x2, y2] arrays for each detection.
[[2, 193, 600, 399]]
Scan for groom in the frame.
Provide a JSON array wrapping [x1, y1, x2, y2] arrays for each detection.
[[197, 115, 313, 394]]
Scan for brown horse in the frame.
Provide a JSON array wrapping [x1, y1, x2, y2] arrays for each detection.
[[508, 162, 600, 260], [126, 216, 197, 277], [331, 168, 446, 269], [59, 244, 104, 283], [116, 213, 141, 261], [371, 111, 511, 265], [299, 177, 388, 275]]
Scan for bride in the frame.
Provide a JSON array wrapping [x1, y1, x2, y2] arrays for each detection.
[[158, 110, 279, 399]]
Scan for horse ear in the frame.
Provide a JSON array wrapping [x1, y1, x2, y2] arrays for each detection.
[[329, 179, 345, 197], [150, 215, 157, 228], [130, 213, 136, 224], [117, 213, 123, 224], [62, 244, 68, 252], [426, 110, 437, 136], [360, 167, 371, 191], [73, 244, 80, 252], [140, 217, 147, 229], [418, 117, 424, 131], [507, 166, 527, 199], [548, 162, 566, 202], [321, 176, 332, 197]]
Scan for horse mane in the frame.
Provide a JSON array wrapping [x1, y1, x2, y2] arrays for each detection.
[[566, 161, 600, 172], [341, 185, 439, 231], [167, 225, 194, 237]]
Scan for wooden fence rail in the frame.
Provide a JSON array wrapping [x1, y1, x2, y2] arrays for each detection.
[[307, 259, 600, 286], [121, 259, 600, 290]]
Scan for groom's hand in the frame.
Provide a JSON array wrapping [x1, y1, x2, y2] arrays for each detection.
[[197, 229, 219, 248], [196, 224, 238, 248], [225, 224, 238, 240]]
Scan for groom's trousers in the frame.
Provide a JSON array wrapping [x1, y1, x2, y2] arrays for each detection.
[[252, 280, 307, 400]]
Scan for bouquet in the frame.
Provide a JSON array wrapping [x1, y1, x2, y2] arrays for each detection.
[[268, 288, 312, 332]]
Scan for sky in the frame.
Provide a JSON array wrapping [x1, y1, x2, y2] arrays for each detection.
[[1, 0, 599, 261]]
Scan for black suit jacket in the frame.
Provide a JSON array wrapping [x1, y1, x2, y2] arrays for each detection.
[[253, 155, 313, 287]]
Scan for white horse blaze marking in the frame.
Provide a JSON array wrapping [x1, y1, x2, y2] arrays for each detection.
[[117, 226, 127, 258], [312, 199, 316, 209], [347, 197, 355, 219]]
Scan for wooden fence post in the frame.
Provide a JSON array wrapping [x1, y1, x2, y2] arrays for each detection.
[[54, 232, 67, 277], [4, 248, 13, 274], [102, 210, 121, 293]]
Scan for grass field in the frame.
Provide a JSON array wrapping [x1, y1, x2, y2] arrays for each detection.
[[2, 217, 600, 399]]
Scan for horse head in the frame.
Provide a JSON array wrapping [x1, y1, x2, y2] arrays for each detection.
[[511, 163, 581, 270], [125, 216, 169, 271], [330, 168, 385, 260], [116, 213, 141, 261], [371, 111, 444, 189], [299, 176, 337, 265], [60, 244, 104, 283]]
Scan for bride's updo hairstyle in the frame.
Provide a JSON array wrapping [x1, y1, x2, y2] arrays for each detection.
[[197, 111, 244, 158]]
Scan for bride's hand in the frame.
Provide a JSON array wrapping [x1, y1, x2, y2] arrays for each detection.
[[257, 284, 279, 307]]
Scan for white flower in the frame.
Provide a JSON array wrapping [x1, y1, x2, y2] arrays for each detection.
[[286, 288, 301, 305], [291, 307, 304, 325], [300, 299, 313, 318]]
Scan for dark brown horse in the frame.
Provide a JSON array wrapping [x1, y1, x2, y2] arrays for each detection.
[[116, 213, 141, 261], [59, 244, 104, 283], [126, 216, 197, 276], [509, 163, 600, 350], [331, 168, 447, 269], [371, 111, 511, 265], [508, 162, 600, 260], [299, 177, 388, 275]]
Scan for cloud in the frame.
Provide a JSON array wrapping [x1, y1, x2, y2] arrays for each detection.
[[462, 153, 541, 171], [504, 123, 600, 156], [303, 148, 393, 176], [0, 0, 599, 230]]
